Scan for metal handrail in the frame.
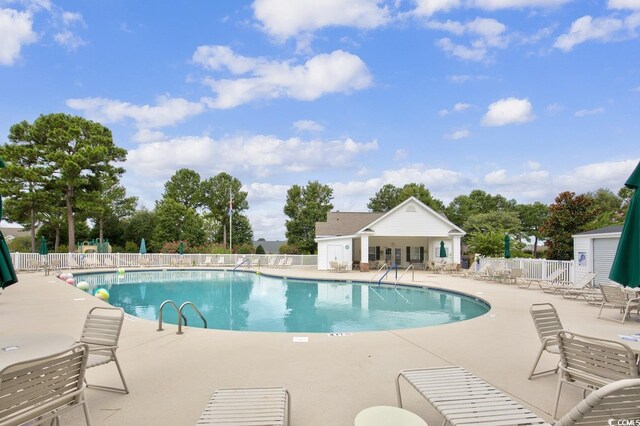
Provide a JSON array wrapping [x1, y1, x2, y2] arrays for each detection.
[[157, 300, 188, 332], [369, 263, 389, 284], [177, 302, 208, 335], [232, 257, 251, 271], [395, 264, 414, 285]]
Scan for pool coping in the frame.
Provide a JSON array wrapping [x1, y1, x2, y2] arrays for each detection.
[[4, 267, 639, 425]]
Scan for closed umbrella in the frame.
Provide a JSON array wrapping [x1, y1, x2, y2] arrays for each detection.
[[504, 234, 511, 259], [139, 238, 146, 254], [609, 160, 640, 288], [39, 236, 48, 255], [0, 158, 18, 289], [179, 241, 184, 255], [439, 241, 447, 258]]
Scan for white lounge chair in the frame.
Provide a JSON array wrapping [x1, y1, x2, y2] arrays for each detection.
[[197, 386, 290, 425], [518, 267, 565, 289], [559, 272, 598, 300], [396, 365, 640, 426], [597, 284, 640, 324], [0, 343, 92, 425]]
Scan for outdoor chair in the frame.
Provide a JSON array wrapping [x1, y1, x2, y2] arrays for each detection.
[[597, 284, 640, 324], [529, 303, 563, 379], [196, 386, 290, 425], [539, 270, 572, 294], [79, 306, 129, 394], [504, 267, 523, 285], [519, 268, 565, 290], [396, 365, 640, 426], [396, 366, 548, 425], [559, 272, 598, 301], [555, 378, 640, 425], [0, 343, 92, 426], [553, 331, 638, 420]]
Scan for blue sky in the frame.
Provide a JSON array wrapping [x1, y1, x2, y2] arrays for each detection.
[[1, 0, 639, 240]]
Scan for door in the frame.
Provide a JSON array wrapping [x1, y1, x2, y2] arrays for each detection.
[[385, 248, 392, 265], [394, 248, 402, 266], [593, 238, 618, 286]]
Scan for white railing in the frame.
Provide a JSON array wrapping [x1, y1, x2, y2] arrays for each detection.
[[10, 252, 318, 271], [478, 257, 574, 283]]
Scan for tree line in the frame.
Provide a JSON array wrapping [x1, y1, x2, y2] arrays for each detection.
[[0, 113, 630, 259]]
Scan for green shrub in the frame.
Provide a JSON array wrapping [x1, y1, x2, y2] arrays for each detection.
[[235, 243, 255, 254], [124, 241, 139, 253], [255, 244, 265, 254]]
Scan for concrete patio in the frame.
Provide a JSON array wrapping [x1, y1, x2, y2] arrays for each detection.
[[1, 267, 639, 425]]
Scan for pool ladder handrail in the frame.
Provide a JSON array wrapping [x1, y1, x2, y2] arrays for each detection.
[[369, 263, 389, 284], [157, 300, 208, 334], [232, 257, 251, 271], [395, 264, 415, 286]]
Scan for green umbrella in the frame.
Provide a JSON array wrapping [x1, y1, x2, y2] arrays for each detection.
[[0, 158, 18, 289], [609, 160, 640, 288], [39, 236, 48, 255], [179, 241, 184, 255], [504, 234, 511, 259], [139, 238, 146, 254], [439, 241, 447, 258]]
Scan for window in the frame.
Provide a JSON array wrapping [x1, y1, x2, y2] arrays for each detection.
[[409, 247, 421, 262], [368, 246, 380, 261]]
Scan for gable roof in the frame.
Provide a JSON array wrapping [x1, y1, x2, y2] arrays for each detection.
[[315, 212, 384, 236], [360, 196, 465, 235], [315, 197, 465, 237], [573, 225, 623, 236]]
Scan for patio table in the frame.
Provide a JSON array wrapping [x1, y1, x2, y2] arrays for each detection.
[[0, 333, 76, 371]]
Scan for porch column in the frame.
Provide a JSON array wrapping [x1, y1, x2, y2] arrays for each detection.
[[360, 234, 370, 271], [453, 236, 461, 264]]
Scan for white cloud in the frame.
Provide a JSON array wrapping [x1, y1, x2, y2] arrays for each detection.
[[546, 103, 564, 113], [556, 159, 639, 191], [66, 96, 206, 129], [394, 149, 408, 160], [574, 107, 604, 117], [0, 8, 37, 66], [445, 129, 471, 139], [553, 14, 639, 51], [609, 0, 640, 10], [126, 134, 378, 179], [412, 0, 461, 17], [439, 102, 471, 116], [526, 160, 541, 170], [447, 74, 489, 84], [195, 48, 373, 109], [431, 17, 507, 61], [252, 0, 391, 39], [481, 97, 535, 126], [54, 29, 86, 50], [293, 120, 324, 132], [468, 0, 571, 9]]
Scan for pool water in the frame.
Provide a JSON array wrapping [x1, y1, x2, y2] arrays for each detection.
[[75, 270, 489, 333]]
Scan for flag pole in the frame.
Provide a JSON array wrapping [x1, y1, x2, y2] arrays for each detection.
[[229, 189, 233, 253]]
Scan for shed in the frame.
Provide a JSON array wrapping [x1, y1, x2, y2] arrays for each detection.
[[572, 225, 622, 286]]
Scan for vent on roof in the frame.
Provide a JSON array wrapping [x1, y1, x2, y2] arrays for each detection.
[[406, 205, 416, 212]]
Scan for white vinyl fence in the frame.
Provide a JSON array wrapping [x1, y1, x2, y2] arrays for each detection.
[[10, 252, 318, 272], [478, 257, 574, 283]]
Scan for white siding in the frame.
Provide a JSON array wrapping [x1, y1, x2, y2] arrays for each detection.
[[370, 200, 453, 237], [573, 236, 591, 284], [317, 237, 353, 271]]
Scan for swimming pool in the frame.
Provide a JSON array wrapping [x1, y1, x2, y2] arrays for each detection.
[[74, 270, 490, 333]]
